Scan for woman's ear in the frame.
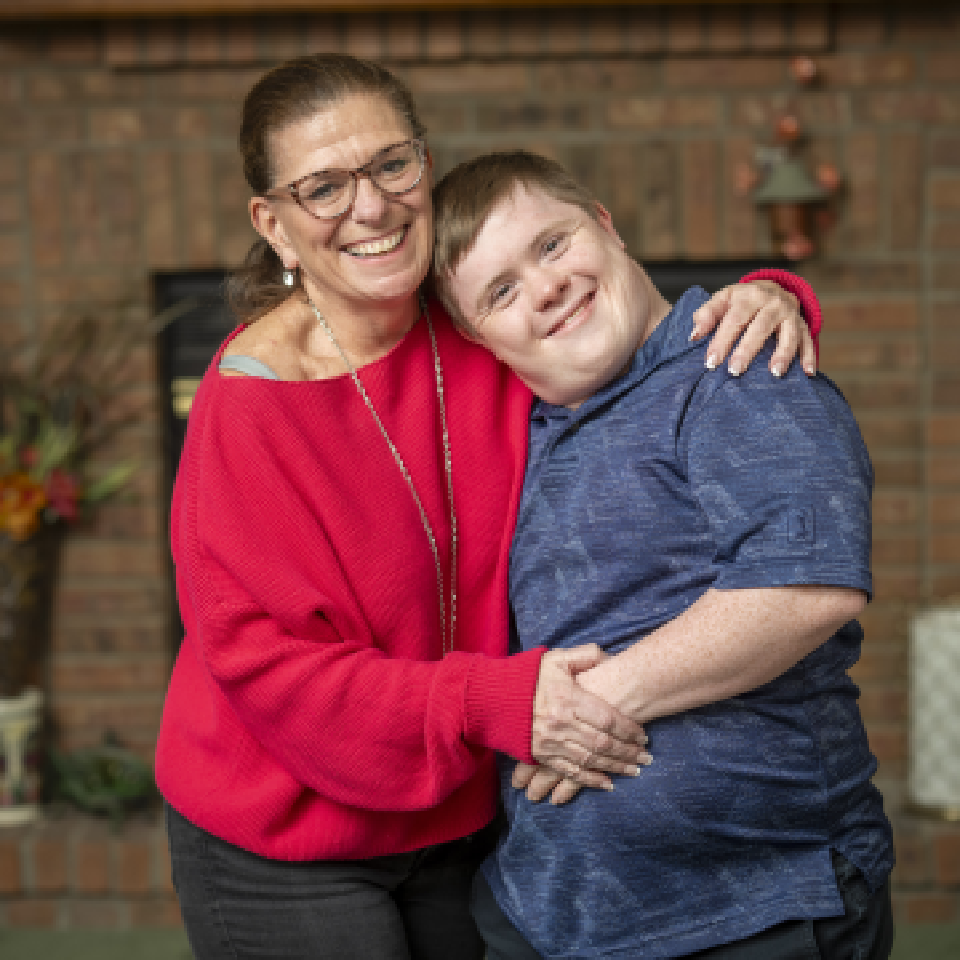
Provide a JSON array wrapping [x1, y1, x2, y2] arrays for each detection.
[[594, 202, 626, 251], [250, 196, 298, 270]]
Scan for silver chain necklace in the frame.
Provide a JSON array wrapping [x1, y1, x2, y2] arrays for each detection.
[[309, 296, 457, 657]]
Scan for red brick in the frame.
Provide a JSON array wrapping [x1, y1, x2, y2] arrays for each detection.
[[903, 893, 957, 924], [872, 571, 921, 602], [5, 898, 59, 927], [843, 132, 881, 251], [602, 143, 640, 254], [90, 109, 143, 144], [305, 18, 340, 56], [664, 57, 782, 89], [666, 7, 704, 53], [344, 14, 382, 61], [822, 300, 919, 331], [933, 371, 960, 406], [722, 137, 757, 257], [867, 724, 908, 765], [931, 221, 960, 251], [180, 151, 217, 266], [102, 150, 140, 266], [156, 831, 175, 895], [890, 133, 923, 250], [835, 7, 887, 48], [934, 262, 960, 292], [0, 278, 22, 308], [51, 657, 168, 695], [750, 6, 786, 51], [874, 490, 920, 527], [793, 5, 831, 51], [52, 695, 165, 733], [821, 52, 914, 87], [860, 415, 923, 451], [47, 26, 101, 64], [930, 454, 960, 487], [931, 177, 960, 213], [859, 605, 913, 646], [892, 835, 930, 888], [260, 18, 302, 62], [104, 20, 140, 67], [0, 232, 20, 267], [932, 572, 960, 600], [732, 93, 850, 131], [73, 835, 111, 894], [927, 53, 960, 83], [143, 22, 181, 67], [32, 833, 69, 893], [184, 19, 221, 64], [624, 7, 664, 55], [804, 260, 920, 293], [544, 11, 580, 57], [0, 152, 18, 184], [874, 535, 922, 566], [936, 832, 960, 887], [864, 92, 960, 125], [536, 60, 657, 95], [894, 8, 960, 45], [29, 152, 63, 268], [683, 140, 719, 258], [819, 337, 919, 373], [833, 377, 920, 412], [67, 899, 124, 929], [116, 835, 153, 894], [642, 141, 679, 259], [130, 896, 183, 927], [504, 13, 541, 58], [222, 18, 258, 63], [873, 455, 925, 488], [608, 96, 719, 130], [857, 683, 908, 724], [587, 10, 624, 56], [0, 187, 20, 225], [0, 836, 22, 894], [425, 13, 462, 61], [385, 13, 420, 61], [406, 63, 527, 95], [142, 151, 179, 269], [52, 622, 167, 657], [467, 10, 502, 59], [708, 7, 746, 53], [931, 534, 960, 564]]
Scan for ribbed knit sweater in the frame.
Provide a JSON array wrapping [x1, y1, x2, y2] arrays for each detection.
[[155, 276, 821, 862]]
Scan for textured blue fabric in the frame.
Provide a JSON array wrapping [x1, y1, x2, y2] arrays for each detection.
[[483, 288, 894, 960]]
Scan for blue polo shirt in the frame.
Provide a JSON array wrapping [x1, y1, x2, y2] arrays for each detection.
[[482, 288, 893, 959]]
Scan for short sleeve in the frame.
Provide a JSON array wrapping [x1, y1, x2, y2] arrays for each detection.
[[682, 346, 873, 597]]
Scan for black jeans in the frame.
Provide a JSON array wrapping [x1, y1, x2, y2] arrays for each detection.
[[165, 802, 495, 960], [471, 850, 894, 960]]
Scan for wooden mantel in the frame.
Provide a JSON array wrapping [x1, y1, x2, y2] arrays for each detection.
[[0, 0, 832, 21]]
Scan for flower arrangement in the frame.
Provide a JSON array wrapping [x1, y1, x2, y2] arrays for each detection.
[[0, 306, 145, 542]]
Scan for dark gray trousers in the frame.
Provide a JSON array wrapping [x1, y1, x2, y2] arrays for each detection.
[[166, 802, 494, 960]]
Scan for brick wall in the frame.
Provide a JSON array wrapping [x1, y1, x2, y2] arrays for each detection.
[[0, 3, 958, 928]]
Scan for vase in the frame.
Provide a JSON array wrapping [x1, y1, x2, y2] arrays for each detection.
[[0, 529, 60, 824]]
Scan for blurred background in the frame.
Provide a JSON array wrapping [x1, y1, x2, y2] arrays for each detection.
[[0, 1, 957, 954]]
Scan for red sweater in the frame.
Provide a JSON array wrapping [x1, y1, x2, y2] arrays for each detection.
[[156, 275, 820, 861]]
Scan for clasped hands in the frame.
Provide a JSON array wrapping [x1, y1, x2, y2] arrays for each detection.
[[526, 645, 648, 807]]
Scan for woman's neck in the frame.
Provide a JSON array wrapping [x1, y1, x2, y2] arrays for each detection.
[[298, 280, 422, 370]]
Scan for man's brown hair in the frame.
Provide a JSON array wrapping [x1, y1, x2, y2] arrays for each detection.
[[432, 151, 599, 328]]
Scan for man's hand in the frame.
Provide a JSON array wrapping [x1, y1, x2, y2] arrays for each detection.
[[691, 280, 816, 379], [531, 645, 649, 790]]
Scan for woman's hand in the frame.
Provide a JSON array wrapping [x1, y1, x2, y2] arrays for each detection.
[[691, 280, 816, 379], [531, 645, 649, 790], [513, 762, 585, 806]]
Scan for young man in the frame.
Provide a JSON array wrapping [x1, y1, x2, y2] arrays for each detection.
[[431, 152, 894, 960]]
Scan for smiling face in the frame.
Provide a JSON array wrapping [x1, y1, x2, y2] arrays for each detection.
[[446, 185, 666, 407], [250, 92, 433, 317]]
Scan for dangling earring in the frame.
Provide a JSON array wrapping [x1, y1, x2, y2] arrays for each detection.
[[283, 268, 296, 287]]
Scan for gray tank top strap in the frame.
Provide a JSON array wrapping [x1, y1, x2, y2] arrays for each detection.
[[218, 354, 281, 380]]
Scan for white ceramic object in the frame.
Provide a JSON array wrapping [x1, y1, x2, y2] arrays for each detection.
[[0, 687, 43, 826]]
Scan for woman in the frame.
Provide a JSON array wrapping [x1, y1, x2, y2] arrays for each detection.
[[156, 54, 820, 960]]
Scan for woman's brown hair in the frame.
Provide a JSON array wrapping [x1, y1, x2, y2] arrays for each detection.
[[227, 54, 427, 322]]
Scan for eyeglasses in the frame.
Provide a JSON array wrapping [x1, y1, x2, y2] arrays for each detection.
[[265, 138, 427, 220]]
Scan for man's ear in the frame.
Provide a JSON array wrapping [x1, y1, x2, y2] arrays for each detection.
[[594, 202, 626, 251], [250, 196, 298, 270]]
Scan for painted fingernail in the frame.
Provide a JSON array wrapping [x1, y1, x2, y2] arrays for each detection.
[[639, 754, 653, 766], [804, 364, 816, 376], [625, 765, 640, 776], [771, 363, 783, 378], [603, 781, 615, 792], [728, 361, 742, 377], [705, 354, 718, 370], [689, 327, 699, 341]]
